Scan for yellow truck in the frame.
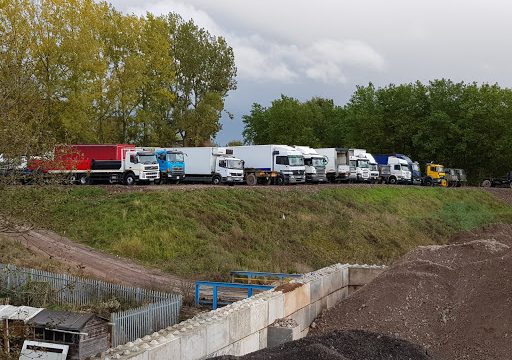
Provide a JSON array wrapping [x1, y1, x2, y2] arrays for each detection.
[[424, 163, 447, 187]]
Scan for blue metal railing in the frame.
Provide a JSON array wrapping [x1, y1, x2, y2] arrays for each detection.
[[230, 270, 302, 284], [195, 281, 274, 310]]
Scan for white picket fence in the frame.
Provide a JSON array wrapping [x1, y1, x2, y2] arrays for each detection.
[[0, 263, 182, 345]]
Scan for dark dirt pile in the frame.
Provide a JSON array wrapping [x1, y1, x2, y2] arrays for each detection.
[[214, 330, 435, 360], [311, 224, 512, 360]]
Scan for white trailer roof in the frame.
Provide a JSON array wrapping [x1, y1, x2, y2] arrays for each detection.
[[0, 305, 45, 322]]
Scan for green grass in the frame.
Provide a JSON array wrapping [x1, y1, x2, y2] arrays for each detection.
[[2, 186, 511, 278]]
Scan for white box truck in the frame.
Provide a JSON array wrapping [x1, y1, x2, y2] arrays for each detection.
[[293, 146, 327, 183], [231, 145, 306, 185], [180, 147, 244, 185], [316, 148, 371, 183]]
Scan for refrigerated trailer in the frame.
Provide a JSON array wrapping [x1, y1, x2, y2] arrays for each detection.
[[231, 145, 306, 185], [180, 147, 244, 185], [28, 144, 160, 185]]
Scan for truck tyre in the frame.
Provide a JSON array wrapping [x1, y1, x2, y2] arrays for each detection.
[[425, 178, 433, 186], [212, 175, 222, 185], [79, 174, 90, 185], [388, 176, 397, 185], [481, 179, 492, 188], [277, 175, 285, 186], [154, 179, 161, 185], [124, 172, 136, 186], [246, 173, 257, 186]]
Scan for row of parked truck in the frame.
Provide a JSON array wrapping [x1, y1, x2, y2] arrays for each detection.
[[4, 144, 470, 187]]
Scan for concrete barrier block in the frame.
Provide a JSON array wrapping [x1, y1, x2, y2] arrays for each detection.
[[267, 322, 301, 348], [229, 306, 251, 343], [207, 343, 234, 358], [321, 274, 333, 297], [341, 267, 349, 287], [287, 306, 308, 331], [149, 336, 180, 360], [349, 267, 385, 286], [239, 332, 260, 356], [128, 352, 149, 360], [326, 288, 344, 309], [309, 278, 324, 303], [206, 317, 230, 355], [259, 328, 267, 349], [268, 293, 285, 324], [284, 283, 310, 317], [340, 285, 349, 300], [250, 300, 269, 333], [180, 326, 207, 360]]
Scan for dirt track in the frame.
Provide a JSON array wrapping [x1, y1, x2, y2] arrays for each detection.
[[4, 229, 189, 293]]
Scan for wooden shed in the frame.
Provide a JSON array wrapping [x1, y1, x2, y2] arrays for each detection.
[[0, 305, 45, 354], [27, 310, 110, 360]]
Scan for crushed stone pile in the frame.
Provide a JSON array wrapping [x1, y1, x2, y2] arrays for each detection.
[[311, 224, 512, 360], [214, 330, 435, 360]]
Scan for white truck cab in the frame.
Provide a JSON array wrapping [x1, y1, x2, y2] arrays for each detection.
[[387, 156, 412, 184], [214, 148, 245, 184], [350, 149, 371, 182], [293, 146, 327, 183], [124, 149, 160, 183], [364, 153, 380, 183]]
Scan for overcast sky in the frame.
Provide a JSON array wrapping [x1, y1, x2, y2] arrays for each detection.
[[109, 0, 512, 145]]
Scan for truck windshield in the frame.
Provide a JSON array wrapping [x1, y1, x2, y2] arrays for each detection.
[[288, 155, 304, 166], [370, 164, 378, 171], [311, 157, 326, 167], [167, 153, 184, 162], [436, 166, 444, 173], [138, 155, 157, 165], [227, 159, 244, 170], [401, 164, 411, 171], [357, 160, 369, 168]]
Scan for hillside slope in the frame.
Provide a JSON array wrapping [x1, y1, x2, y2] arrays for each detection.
[[2, 186, 511, 277]]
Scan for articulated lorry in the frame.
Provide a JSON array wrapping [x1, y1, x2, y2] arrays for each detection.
[[231, 145, 306, 185], [180, 147, 244, 185], [28, 144, 160, 185], [374, 155, 412, 184], [293, 146, 327, 183], [155, 149, 185, 183], [315, 148, 371, 183]]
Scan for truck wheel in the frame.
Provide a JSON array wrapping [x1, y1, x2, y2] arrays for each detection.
[[388, 176, 397, 185], [246, 173, 257, 186], [425, 179, 433, 186], [481, 179, 492, 188], [277, 175, 285, 186], [212, 175, 222, 185], [124, 173, 136, 186], [154, 179, 161, 185], [79, 174, 90, 185]]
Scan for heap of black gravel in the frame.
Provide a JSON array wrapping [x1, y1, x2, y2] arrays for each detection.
[[212, 330, 438, 360]]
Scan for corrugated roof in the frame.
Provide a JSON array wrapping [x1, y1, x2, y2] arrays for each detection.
[[28, 310, 96, 331], [0, 305, 45, 322]]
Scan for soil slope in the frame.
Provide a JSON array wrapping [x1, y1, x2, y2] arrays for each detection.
[[312, 224, 512, 360]]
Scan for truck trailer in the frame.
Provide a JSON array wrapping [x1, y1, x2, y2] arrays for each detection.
[[28, 144, 160, 185], [315, 148, 371, 183], [155, 149, 185, 183], [180, 147, 244, 185], [231, 145, 306, 185], [293, 146, 327, 183]]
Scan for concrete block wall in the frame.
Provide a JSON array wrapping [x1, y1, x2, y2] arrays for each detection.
[[97, 264, 386, 360]]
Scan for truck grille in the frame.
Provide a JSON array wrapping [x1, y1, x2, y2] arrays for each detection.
[[292, 170, 305, 175], [172, 167, 184, 172], [317, 168, 326, 175], [145, 166, 159, 171]]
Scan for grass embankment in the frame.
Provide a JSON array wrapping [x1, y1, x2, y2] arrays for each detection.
[[2, 186, 511, 277]]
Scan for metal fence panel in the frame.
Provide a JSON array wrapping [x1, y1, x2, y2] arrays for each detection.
[[0, 263, 182, 345]]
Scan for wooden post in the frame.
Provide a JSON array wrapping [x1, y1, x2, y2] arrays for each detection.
[[2, 319, 9, 354]]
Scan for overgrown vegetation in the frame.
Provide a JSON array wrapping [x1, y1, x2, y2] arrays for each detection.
[[2, 186, 511, 278]]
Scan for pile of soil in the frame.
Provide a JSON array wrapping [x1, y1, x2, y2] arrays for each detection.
[[214, 330, 435, 360], [311, 224, 512, 360]]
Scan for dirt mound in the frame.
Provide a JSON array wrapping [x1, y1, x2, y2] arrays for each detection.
[[214, 330, 435, 360], [311, 224, 512, 360]]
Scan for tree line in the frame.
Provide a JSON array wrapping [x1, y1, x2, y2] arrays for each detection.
[[243, 79, 512, 178], [0, 0, 236, 157]]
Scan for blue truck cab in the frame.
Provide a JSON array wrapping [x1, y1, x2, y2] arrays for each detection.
[[155, 149, 185, 183]]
